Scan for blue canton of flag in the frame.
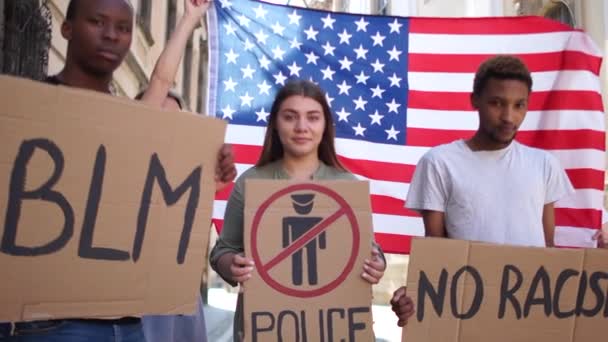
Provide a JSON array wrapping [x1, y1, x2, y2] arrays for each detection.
[[207, 0, 410, 145]]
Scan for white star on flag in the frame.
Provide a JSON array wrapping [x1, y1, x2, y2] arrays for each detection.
[[371, 31, 386, 46], [272, 45, 286, 60], [253, 4, 268, 19], [259, 55, 271, 70], [224, 22, 237, 35], [225, 49, 239, 64], [388, 18, 402, 33], [271, 22, 286, 35], [218, 0, 232, 9], [339, 56, 353, 70], [322, 41, 336, 56], [321, 66, 335, 80], [288, 10, 301, 25], [355, 71, 370, 84], [240, 92, 254, 107], [273, 71, 287, 85], [354, 44, 368, 59], [255, 107, 270, 122], [304, 25, 319, 40], [241, 64, 255, 79], [337, 80, 352, 95], [221, 104, 235, 119], [371, 84, 385, 98], [369, 110, 384, 125], [352, 122, 366, 136], [371, 59, 385, 73], [237, 14, 250, 27], [290, 37, 302, 49], [288, 62, 302, 76], [353, 96, 367, 110], [257, 80, 272, 95], [385, 125, 400, 140], [336, 107, 351, 122], [388, 73, 402, 87], [243, 38, 254, 51], [338, 29, 352, 44], [305, 51, 319, 65], [321, 14, 336, 29], [223, 77, 237, 92], [355, 17, 369, 32], [255, 29, 269, 44], [387, 46, 402, 61], [386, 98, 401, 113]]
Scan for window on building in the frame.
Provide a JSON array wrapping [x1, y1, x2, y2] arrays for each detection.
[[182, 38, 193, 108], [1, 0, 51, 80], [137, 0, 154, 44], [511, 0, 576, 27], [543, 1, 575, 26], [376, 0, 388, 15], [166, 0, 178, 42], [197, 38, 208, 114]]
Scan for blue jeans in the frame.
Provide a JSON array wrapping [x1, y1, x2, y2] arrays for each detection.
[[142, 296, 207, 342], [0, 323, 11, 339], [0, 319, 145, 342]]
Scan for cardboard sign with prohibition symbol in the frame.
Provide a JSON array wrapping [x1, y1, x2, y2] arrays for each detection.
[[244, 180, 375, 342]]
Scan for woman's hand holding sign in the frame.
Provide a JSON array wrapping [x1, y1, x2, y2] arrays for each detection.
[[361, 245, 386, 284], [217, 252, 255, 285]]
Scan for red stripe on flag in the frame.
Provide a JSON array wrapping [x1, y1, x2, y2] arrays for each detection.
[[339, 155, 415, 183], [565, 169, 605, 190], [375, 233, 413, 254], [409, 16, 574, 34], [231, 144, 418, 183], [232, 144, 262, 164], [216, 183, 234, 201], [371, 195, 419, 217], [517, 130, 605, 150], [212, 219, 223, 233], [406, 127, 605, 150], [408, 90, 604, 111], [409, 51, 602, 74], [555, 208, 602, 229]]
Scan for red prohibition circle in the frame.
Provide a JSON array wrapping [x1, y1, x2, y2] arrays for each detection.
[[250, 183, 360, 298]]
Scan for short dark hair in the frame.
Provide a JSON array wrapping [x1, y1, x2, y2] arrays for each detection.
[[65, 0, 134, 21], [65, 0, 80, 20], [256, 79, 346, 171], [473, 55, 533, 96]]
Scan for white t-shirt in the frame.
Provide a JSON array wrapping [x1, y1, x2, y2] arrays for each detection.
[[406, 140, 575, 247]]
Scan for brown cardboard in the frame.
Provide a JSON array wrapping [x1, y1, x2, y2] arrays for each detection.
[[243, 180, 374, 342], [403, 238, 608, 342], [0, 76, 226, 321]]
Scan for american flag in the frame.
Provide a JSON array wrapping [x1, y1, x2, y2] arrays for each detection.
[[205, 0, 605, 254]]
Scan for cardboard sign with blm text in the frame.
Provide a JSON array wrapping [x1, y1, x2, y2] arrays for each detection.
[[244, 180, 374, 342], [0, 76, 225, 321], [403, 238, 608, 342]]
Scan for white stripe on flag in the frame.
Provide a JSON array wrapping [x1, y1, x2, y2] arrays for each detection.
[[407, 109, 605, 132], [549, 149, 606, 171], [409, 31, 602, 56], [555, 226, 599, 248], [408, 70, 602, 93], [226, 124, 430, 165], [555, 189, 605, 210], [372, 214, 425, 236]]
